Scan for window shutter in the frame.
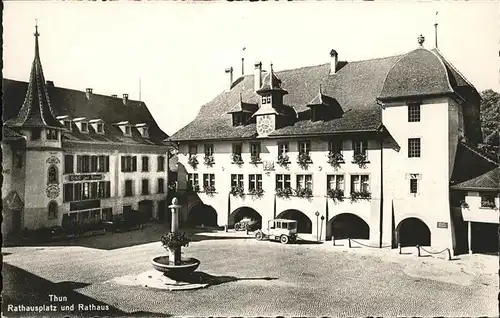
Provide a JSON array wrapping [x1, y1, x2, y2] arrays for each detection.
[[105, 156, 109, 172], [132, 156, 137, 172], [77, 155, 81, 173], [121, 157, 125, 172]]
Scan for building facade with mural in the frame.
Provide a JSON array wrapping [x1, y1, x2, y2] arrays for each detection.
[[2, 26, 170, 240], [170, 34, 499, 254]]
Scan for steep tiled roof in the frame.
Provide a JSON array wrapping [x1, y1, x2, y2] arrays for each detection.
[[3, 79, 168, 146], [5, 27, 62, 129], [451, 167, 500, 191], [450, 142, 499, 187], [171, 47, 477, 142], [2, 127, 25, 140]]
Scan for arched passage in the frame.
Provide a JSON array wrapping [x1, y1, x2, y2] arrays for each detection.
[[330, 213, 369, 240], [397, 217, 431, 247], [276, 209, 312, 233], [228, 207, 262, 229], [188, 204, 218, 227]]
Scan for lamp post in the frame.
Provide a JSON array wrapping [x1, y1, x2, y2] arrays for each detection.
[[320, 215, 325, 241], [315, 211, 320, 242]]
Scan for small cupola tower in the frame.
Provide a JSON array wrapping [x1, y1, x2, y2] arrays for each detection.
[[252, 63, 289, 136]]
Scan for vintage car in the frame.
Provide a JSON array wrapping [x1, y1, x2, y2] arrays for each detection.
[[234, 217, 260, 231], [255, 219, 298, 244]]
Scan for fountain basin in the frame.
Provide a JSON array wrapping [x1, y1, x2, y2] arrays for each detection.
[[151, 256, 200, 279]]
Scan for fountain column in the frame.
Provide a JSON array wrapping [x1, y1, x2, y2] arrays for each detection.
[[169, 197, 182, 265]]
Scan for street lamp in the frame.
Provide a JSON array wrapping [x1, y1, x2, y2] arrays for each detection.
[[315, 211, 320, 242]]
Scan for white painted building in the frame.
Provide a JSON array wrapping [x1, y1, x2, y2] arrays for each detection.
[[170, 34, 499, 254], [2, 26, 170, 241]]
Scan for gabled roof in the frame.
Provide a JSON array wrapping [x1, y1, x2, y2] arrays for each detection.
[[451, 167, 500, 191], [5, 26, 62, 129], [227, 94, 258, 114], [450, 142, 499, 187]]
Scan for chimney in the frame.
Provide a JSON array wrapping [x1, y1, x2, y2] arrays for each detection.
[[330, 49, 338, 74], [122, 93, 129, 105], [86, 88, 93, 100], [254, 61, 262, 91], [225, 66, 233, 91]]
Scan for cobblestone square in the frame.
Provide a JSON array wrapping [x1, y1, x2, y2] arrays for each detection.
[[2, 225, 497, 317]]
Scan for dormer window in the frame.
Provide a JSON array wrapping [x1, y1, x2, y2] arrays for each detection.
[[89, 119, 105, 135], [262, 95, 271, 104], [233, 113, 249, 126], [57, 116, 73, 132], [135, 123, 149, 138], [81, 122, 88, 133], [64, 121, 72, 131], [125, 126, 131, 136], [114, 121, 132, 136]]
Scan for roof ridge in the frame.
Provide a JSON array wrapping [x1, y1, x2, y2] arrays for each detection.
[[429, 49, 455, 94], [377, 52, 407, 100]]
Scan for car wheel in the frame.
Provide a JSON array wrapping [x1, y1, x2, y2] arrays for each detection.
[[255, 231, 263, 241], [234, 223, 240, 231], [243, 224, 249, 231], [280, 235, 289, 244]]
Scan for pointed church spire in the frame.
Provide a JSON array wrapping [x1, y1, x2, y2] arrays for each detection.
[[6, 23, 62, 129]]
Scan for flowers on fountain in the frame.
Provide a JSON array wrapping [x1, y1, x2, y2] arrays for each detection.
[[160, 232, 191, 250], [188, 155, 199, 169]]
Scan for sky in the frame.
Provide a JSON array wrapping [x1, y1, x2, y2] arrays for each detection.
[[4, 1, 499, 136]]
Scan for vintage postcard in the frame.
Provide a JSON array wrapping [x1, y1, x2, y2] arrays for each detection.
[[2, 1, 498, 317]]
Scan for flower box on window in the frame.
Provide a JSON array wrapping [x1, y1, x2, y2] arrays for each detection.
[[230, 185, 245, 197], [275, 187, 293, 199], [204, 155, 215, 167], [250, 155, 261, 165], [188, 155, 199, 169], [327, 152, 344, 168], [295, 187, 313, 198], [460, 200, 469, 209], [249, 188, 264, 197], [204, 185, 216, 194], [297, 153, 312, 169], [481, 200, 497, 209], [327, 188, 344, 202], [231, 153, 244, 165], [277, 154, 290, 167], [352, 153, 368, 168], [350, 190, 371, 202], [187, 184, 200, 193]]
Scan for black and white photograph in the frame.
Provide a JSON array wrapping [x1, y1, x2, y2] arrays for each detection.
[[2, 1, 499, 317]]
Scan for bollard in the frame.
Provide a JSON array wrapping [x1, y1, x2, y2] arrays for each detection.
[[446, 248, 451, 261], [224, 225, 228, 232], [332, 236, 335, 246], [398, 243, 401, 255], [416, 245, 421, 257], [246, 227, 249, 235], [348, 238, 351, 248]]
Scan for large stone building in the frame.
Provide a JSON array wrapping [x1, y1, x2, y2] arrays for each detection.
[[170, 34, 499, 254], [2, 26, 170, 240]]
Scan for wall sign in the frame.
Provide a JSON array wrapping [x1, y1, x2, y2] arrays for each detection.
[[437, 222, 448, 229], [70, 200, 101, 211], [45, 184, 60, 199], [46, 156, 60, 165], [66, 174, 104, 181]]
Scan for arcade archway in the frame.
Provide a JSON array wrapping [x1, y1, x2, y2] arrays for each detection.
[[330, 213, 370, 240], [276, 209, 312, 233], [397, 217, 431, 247], [187, 204, 218, 227], [228, 207, 262, 229]]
